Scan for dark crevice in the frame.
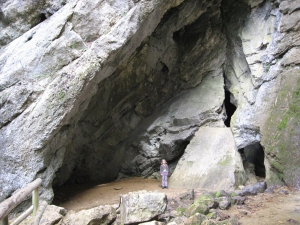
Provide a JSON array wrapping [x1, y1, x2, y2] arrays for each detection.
[[172, 12, 210, 52], [224, 89, 236, 127], [239, 142, 266, 178], [161, 63, 169, 74], [40, 13, 47, 23]]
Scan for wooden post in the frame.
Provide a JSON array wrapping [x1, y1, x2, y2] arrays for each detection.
[[10, 206, 33, 225], [32, 188, 39, 216], [0, 178, 42, 220], [1, 216, 8, 225], [34, 201, 48, 225]]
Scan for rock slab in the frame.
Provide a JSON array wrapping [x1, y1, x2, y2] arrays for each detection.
[[120, 190, 167, 224], [170, 127, 246, 190]]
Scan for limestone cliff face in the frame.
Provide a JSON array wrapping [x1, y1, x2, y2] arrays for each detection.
[[0, 0, 299, 202]]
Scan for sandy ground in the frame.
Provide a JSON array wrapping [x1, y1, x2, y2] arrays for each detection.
[[53, 177, 300, 225]]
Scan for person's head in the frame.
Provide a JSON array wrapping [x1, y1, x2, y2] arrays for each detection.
[[161, 159, 167, 164]]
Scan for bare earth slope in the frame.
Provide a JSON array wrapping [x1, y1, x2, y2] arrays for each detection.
[[54, 177, 300, 225]]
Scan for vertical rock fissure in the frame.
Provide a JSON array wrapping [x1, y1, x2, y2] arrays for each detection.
[[223, 89, 237, 127]]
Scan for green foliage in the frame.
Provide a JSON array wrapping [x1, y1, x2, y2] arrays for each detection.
[[277, 114, 288, 130], [207, 211, 217, 219], [176, 207, 186, 216], [195, 194, 214, 203], [230, 192, 236, 197], [270, 159, 283, 173], [215, 191, 221, 198]]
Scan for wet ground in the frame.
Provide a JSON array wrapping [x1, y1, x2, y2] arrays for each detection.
[[54, 177, 300, 225]]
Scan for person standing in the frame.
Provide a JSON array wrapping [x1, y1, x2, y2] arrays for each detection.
[[160, 159, 169, 189]]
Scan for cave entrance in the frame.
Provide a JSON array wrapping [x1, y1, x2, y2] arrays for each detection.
[[239, 142, 266, 178], [224, 90, 237, 127]]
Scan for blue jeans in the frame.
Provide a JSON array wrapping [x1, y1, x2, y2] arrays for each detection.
[[161, 173, 168, 187]]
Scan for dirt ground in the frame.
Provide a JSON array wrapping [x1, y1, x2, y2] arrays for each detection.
[[53, 177, 300, 225]]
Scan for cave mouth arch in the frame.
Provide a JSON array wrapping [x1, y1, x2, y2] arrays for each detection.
[[224, 89, 237, 127], [239, 142, 266, 178]]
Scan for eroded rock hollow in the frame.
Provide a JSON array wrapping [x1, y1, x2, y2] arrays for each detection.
[[1, 0, 300, 202]]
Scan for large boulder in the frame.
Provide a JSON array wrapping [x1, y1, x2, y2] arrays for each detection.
[[62, 205, 117, 225], [120, 191, 167, 224], [38, 204, 67, 225], [170, 127, 246, 190]]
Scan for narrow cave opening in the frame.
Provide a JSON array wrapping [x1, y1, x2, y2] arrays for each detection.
[[239, 142, 266, 178], [224, 90, 237, 127], [40, 13, 47, 23]]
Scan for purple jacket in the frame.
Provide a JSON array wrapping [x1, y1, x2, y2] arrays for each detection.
[[160, 164, 169, 175]]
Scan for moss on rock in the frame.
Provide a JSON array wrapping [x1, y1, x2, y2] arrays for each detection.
[[262, 68, 300, 188]]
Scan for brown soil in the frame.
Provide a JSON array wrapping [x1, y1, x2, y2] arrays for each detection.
[[227, 187, 300, 225], [54, 177, 300, 225]]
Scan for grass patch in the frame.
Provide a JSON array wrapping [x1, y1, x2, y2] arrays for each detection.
[[176, 207, 186, 216]]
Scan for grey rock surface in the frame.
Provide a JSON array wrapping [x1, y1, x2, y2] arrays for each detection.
[[120, 190, 167, 224], [170, 127, 246, 191], [235, 181, 267, 196], [0, 0, 71, 48], [0, 0, 300, 205], [62, 205, 117, 225]]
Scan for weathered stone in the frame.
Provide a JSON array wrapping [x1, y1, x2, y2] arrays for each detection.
[[139, 221, 165, 225], [62, 205, 116, 225], [184, 213, 208, 225], [281, 47, 300, 66], [217, 197, 231, 210], [38, 205, 67, 225], [231, 196, 246, 205], [207, 209, 218, 220], [215, 217, 239, 225], [185, 202, 209, 217], [201, 219, 217, 225], [120, 191, 167, 224], [215, 190, 230, 198], [170, 127, 246, 190], [235, 182, 267, 196], [179, 189, 195, 201], [173, 216, 187, 225], [166, 222, 177, 225], [0, 0, 70, 48]]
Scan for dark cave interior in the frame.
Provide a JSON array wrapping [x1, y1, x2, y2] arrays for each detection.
[[224, 90, 237, 127], [239, 142, 266, 178]]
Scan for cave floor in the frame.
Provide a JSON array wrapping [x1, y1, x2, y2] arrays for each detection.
[[53, 177, 189, 211], [53, 177, 300, 225]]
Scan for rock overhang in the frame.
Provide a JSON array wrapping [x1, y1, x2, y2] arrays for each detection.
[[0, 0, 299, 203]]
